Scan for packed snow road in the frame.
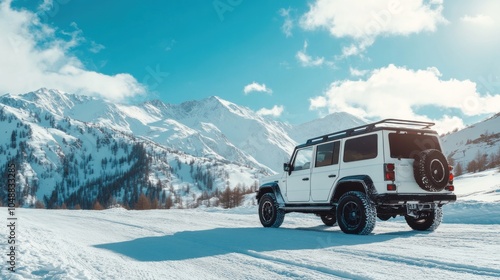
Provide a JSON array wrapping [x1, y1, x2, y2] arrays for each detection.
[[2, 206, 499, 280]]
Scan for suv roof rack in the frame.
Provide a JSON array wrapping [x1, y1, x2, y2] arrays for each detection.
[[305, 119, 435, 145]]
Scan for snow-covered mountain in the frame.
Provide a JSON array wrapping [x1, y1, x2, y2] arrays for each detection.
[[139, 96, 297, 171], [442, 113, 500, 171], [0, 88, 365, 208], [0, 89, 272, 208]]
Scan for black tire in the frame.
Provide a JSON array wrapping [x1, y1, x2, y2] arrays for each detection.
[[413, 149, 449, 192], [258, 193, 285, 228], [320, 214, 337, 226], [405, 207, 443, 231], [336, 191, 376, 235]]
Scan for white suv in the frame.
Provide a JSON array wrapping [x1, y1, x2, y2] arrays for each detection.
[[257, 119, 456, 234]]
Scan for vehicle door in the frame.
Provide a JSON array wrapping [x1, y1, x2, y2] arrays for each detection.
[[311, 141, 341, 202], [286, 146, 313, 202]]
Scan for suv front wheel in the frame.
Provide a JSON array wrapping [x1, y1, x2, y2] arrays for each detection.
[[259, 193, 285, 228], [336, 191, 376, 235]]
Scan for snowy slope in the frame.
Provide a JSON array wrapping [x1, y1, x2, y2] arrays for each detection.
[[442, 113, 500, 168], [3, 168, 500, 280], [144, 96, 298, 171], [443, 168, 500, 225]]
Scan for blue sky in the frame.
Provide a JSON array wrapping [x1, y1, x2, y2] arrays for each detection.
[[1, 0, 500, 132]]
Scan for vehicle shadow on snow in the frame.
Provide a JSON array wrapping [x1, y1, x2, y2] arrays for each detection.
[[94, 226, 424, 262]]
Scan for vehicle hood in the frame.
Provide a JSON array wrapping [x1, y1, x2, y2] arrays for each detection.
[[259, 173, 284, 186]]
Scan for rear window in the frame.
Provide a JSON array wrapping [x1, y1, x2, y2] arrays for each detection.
[[343, 134, 378, 162], [389, 133, 441, 159]]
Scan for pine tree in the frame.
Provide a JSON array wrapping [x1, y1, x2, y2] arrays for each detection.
[[447, 154, 455, 167], [135, 193, 151, 210], [467, 160, 478, 173], [35, 200, 45, 209], [165, 194, 173, 209], [10, 131, 17, 149], [219, 186, 232, 209], [93, 200, 104, 210], [151, 197, 159, 209], [455, 162, 463, 177]]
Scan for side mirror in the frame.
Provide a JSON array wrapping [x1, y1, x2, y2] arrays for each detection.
[[283, 163, 290, 172], [283, 163, 292, 173]]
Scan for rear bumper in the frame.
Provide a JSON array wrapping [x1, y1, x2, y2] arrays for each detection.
[[374, 193, 457, 205]]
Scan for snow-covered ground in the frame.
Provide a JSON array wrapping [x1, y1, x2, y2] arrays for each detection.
[[2, 169, 500, 280]]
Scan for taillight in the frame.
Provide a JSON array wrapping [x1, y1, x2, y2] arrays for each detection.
[[446, 165, 454, 191], [384, 163, 395, 181], [387, 184, 397, 191], [448, 165, 454, 184]]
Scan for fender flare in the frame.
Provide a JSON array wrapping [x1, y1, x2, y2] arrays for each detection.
[[332, 175, 378, 202], [256, 182, 285, 207]]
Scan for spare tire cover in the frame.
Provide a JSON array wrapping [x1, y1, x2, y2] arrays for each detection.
[[413, 149, 449, 192]]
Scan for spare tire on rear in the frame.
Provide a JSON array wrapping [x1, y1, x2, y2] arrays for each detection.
[[413, 149, 449, 192]]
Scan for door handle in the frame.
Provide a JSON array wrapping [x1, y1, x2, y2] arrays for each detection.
[[328, 174, 337, 178], [302, 177, 309, 181]]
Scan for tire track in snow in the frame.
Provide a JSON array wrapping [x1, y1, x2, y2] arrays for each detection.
[[242, 250, 364, 280], [217, 253, 332, 280], [169, 230, 359, 279], [54, 212, 168, 235], [334, 248, 500, 278]]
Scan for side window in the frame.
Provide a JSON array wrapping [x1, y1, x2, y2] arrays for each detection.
[[343, 134, 378, 162], [315, 141, 340, 167], [292, 147, 313, 171]]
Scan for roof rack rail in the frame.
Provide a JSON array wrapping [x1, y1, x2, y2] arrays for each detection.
[[305, 119, 435, 145]]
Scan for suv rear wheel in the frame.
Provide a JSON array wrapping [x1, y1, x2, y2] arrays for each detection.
[[320, 214, 336, 226], [336, 191, 376, 235], [258, 193, 285, 228], [405, 207, 443, 231]]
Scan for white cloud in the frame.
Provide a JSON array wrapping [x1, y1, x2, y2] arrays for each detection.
[[0, 1, 145, 101], [300, 0, 447, 56], [279, 8, 293, 37], [349, 67, 368, 77], [37, 0, 54, 12], [309, 64, 500, 133], [296, 40, 327, 67], [243, 82, 273, 95], [461, 14, 494, 26], [257, 105, 284, 117], [90, 41, 105, 53]]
